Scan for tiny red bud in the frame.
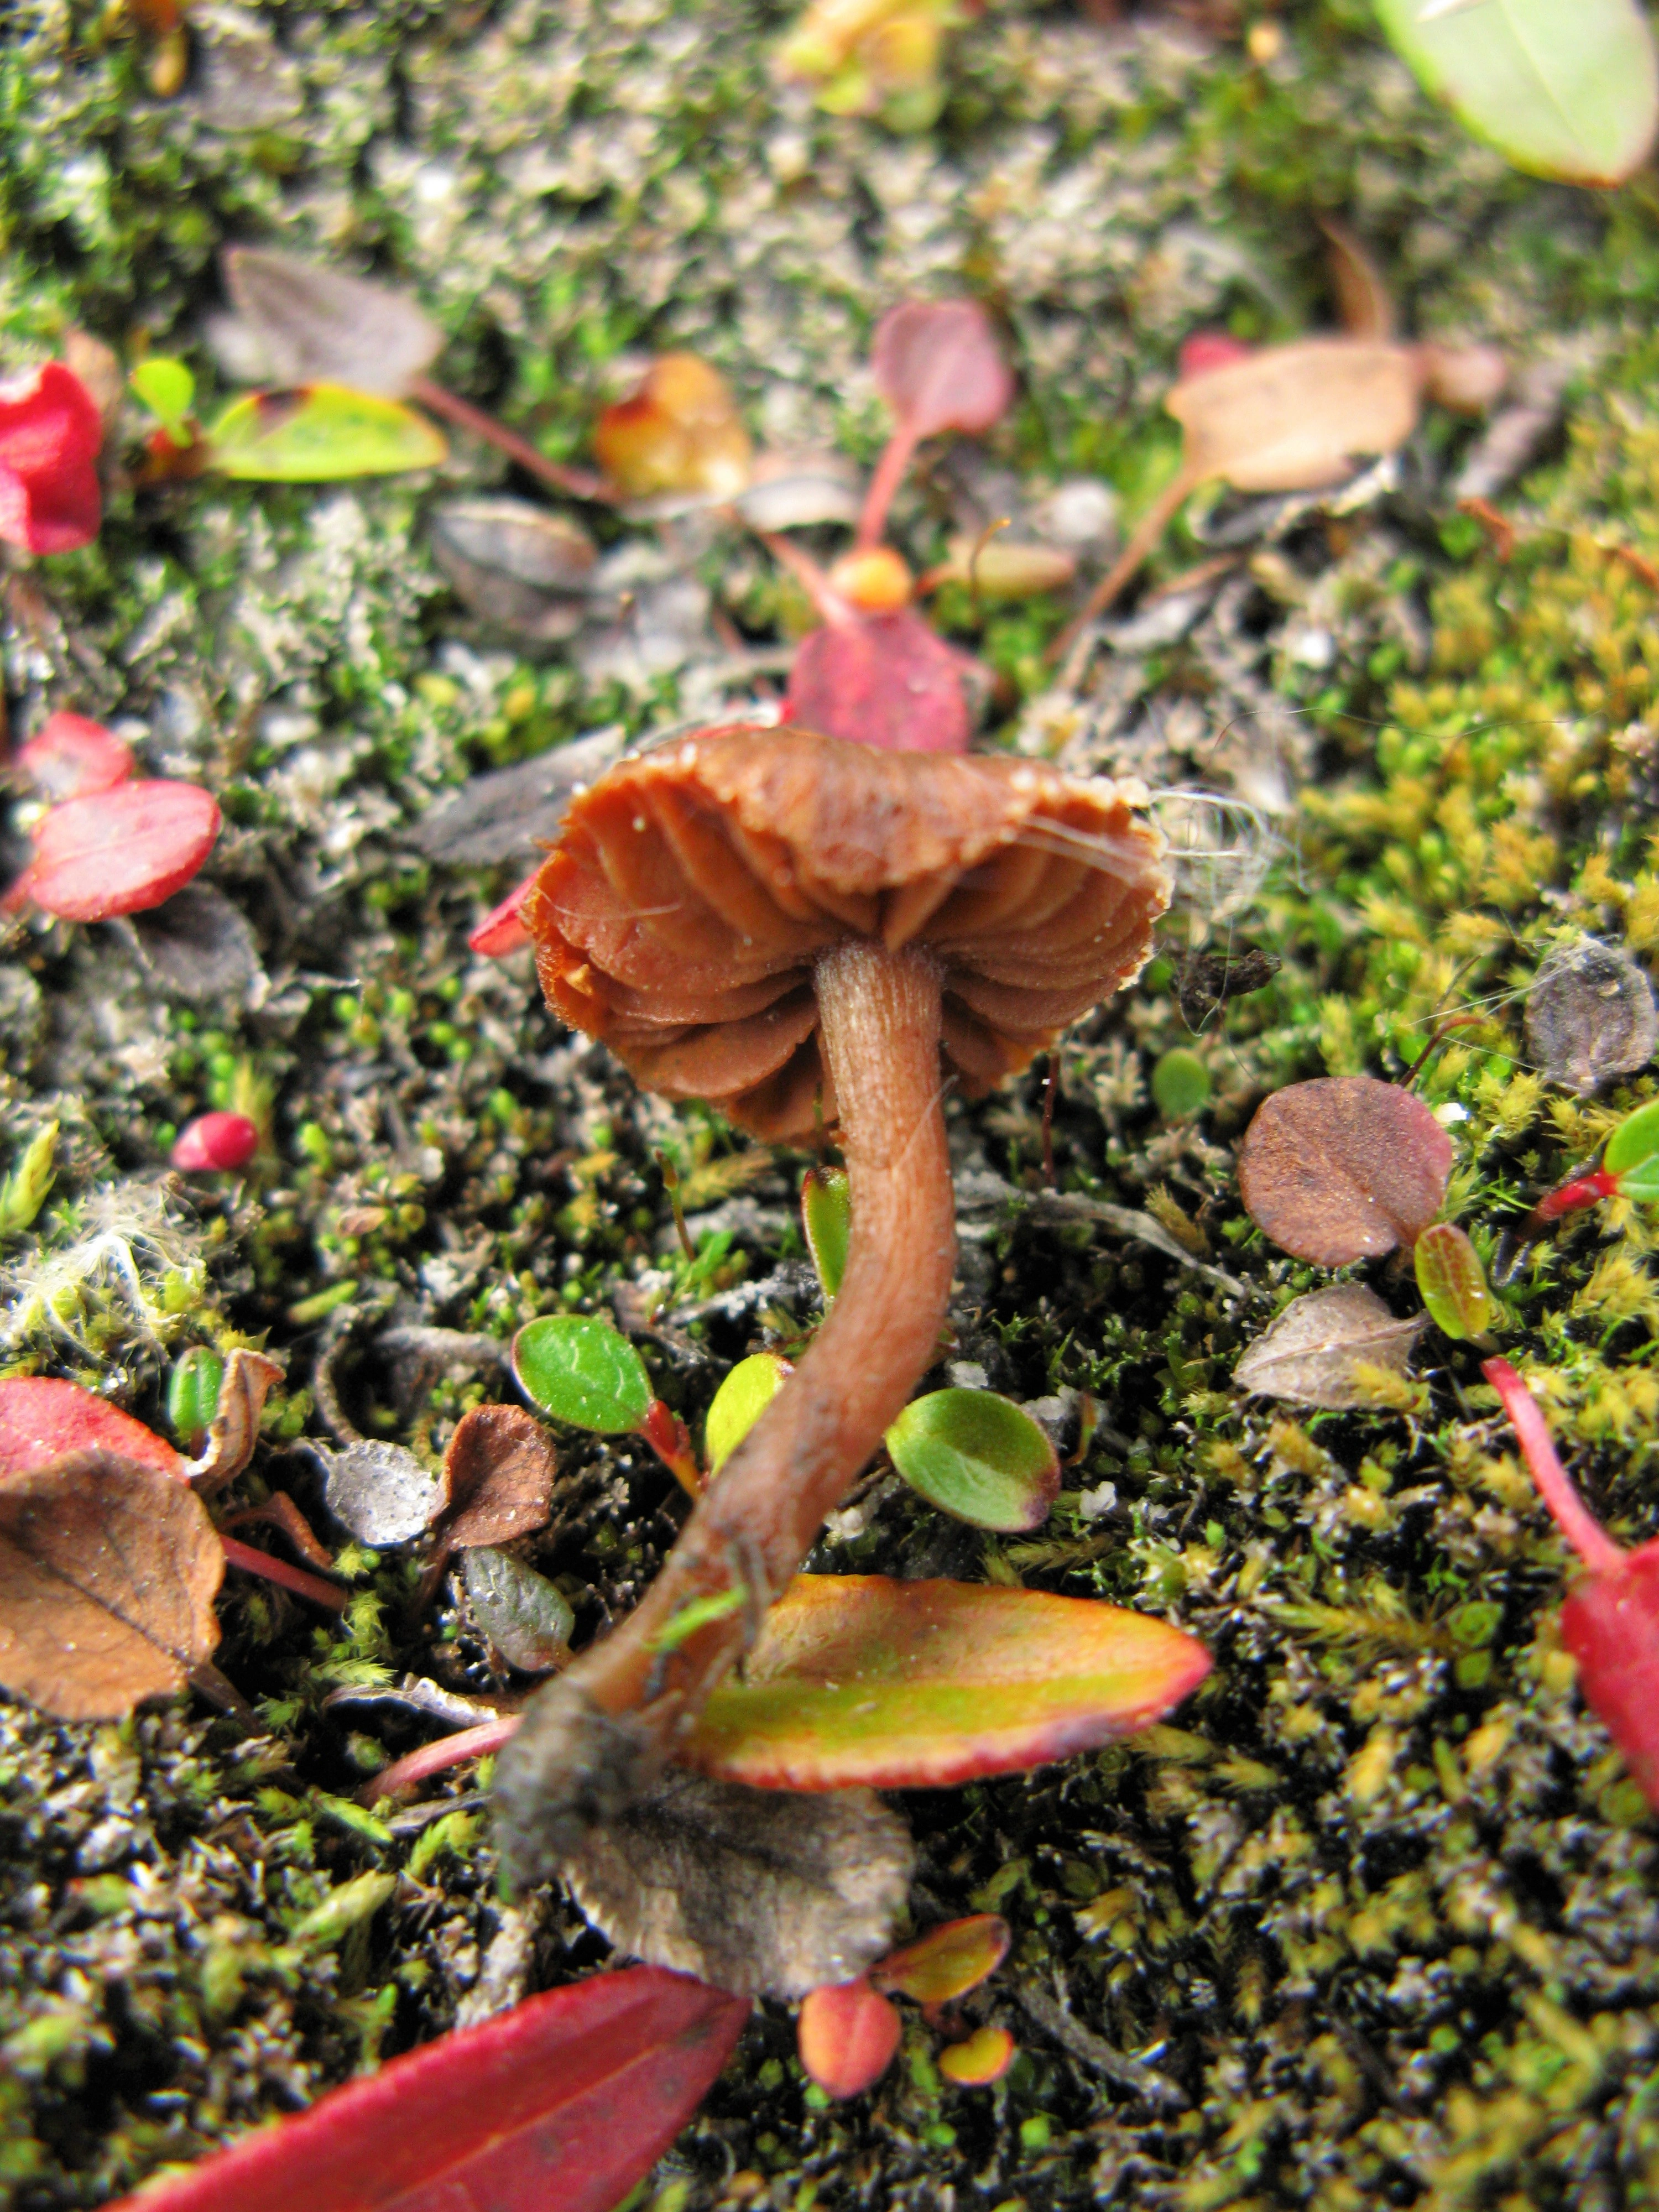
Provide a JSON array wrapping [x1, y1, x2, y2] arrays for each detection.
[[171, 1112, 259, 1172]]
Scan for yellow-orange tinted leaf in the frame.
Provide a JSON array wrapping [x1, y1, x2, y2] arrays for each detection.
[[594, 354, 752, 499], [872, 1914, 1009, 2004], [938, 2025, 1015, 2085]]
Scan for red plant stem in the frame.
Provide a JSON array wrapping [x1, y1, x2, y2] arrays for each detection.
[[493, 940, 957, 1880], [362, 1714, 519, 1805], [748, 525, 855, 627], [856, 424, 920, 551], [1482, 1357, 1626, 1575], [220, 1534, 351, 1611], [639, 1399, 702, 1498], [1530, 1166, 1619, 1224], [408, 375, 612, 504]]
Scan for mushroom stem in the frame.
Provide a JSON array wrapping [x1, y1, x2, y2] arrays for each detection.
[[494, 940, 956, 1882]]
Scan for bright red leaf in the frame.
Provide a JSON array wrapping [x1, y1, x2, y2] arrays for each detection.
[[0, 361, 103, 555], [171, 1112, 259, 1172], [0, 1377, 184, 1482], [469, 867, 538, 956], [1484, 1355, 1659, 1807], [797, 1976, 902, 2100], [785, 608, 974, 754], [17, 711, 132, 801], [106, 1966, 749, 2212], [11, 779, 221, 921]]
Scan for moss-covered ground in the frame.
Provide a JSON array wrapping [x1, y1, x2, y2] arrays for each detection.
[[7, 2, 1659, 2205]]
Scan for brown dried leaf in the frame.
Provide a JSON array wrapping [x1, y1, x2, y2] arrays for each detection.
[[0, 1449, 223, 1720], [564, 1767, 912, 2000], [1525, 936, 1658, 1094], [1234, 1284, 1426, 1408], [1170, 338, 1425, 495], [438, 1404, 560, 1552], [222, 248, 443, 398], [124, 883, 264, 1004], [1237, 1075, 1454, 1266], [430, 500, 601, 642], [184, 1348, 285, 1495]]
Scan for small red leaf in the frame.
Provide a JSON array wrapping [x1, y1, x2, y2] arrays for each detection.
[[16, 780, 221, 921], [1561, 1547, 1659, 1808], [1178, 331, 1256, 380], [872, 299, 1014, 442], [797, 1976, 901, 2100], [18, 711, 132, 801], [108, 1966, 748, 2212], [1237, 1075, 1454, 1266], [171, 1112, 259, 1172], [469, 867, 539, 956], [0, 1378, 184, 1481], [785, 609, 974, 755], [0, 361, 103, 555]]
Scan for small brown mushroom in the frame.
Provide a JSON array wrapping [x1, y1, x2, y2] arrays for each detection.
[[494, 725, 1167, 1882]]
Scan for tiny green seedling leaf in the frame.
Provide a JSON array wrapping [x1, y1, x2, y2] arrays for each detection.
[[1414, 1220, 1496, 1340], [885, 1388, 1060, 1532], [0, 1120, 58, 1236], [802, 1165, 851, 1298], [206, 382, 448, 481], [706, 1353, 792, 1474], [1606, 1098, 1659, 1197], [1376, 0, 1658, 186], [130, 356, 196, 439], [167, 1345, 225, 1454], [513, 1314, 654, 1434], [1151, 1047, 1210, 1120]]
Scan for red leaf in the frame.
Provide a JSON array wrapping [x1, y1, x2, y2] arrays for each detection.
[[14, 779, 221, 921], [107, 1966, 749, 2212], [0, 361, 103, 555], [171, 1112, 259, 1172], [872, 299, 1014, 443], [1237, 1075, 1453, 1266], [469, 867, 539, 956], [0, 1378, 184, 1482], [797, 1976, 901, 2100], [785, 609, 974, 755], [17, 711, 132, 801], [1177, 331, 1256, 380]]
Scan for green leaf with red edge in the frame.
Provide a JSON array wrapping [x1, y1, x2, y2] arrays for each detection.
[[103, 1966, 749, 2212], [206, 382, 447, 481], [513, 1314, 653, 1434], [1414, 1221, 1496, 1340], [885, 1389, 1060, 1532], [0, 1377, 183, 1481], [684, 1574, 1212, 1790], [797, 1976, 901, 2101], [872, 1914, 1009, 2004]]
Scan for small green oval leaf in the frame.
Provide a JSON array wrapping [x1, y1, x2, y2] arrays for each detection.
[[1151, 1047, 1210, 1120], [206, 381, 448, 481], [802, 1165, 850, 1299], [131, 356, 196, 438], [167, 1345, 225, 1449], [512, 1314, 653, 1434], [686, 1574, 1213, 1790], [1375, 0, 1658, 186], [1413, 1220, 1496, 1340], [1606, 1096, 1659, 1181], [705, 1352, 792, 1474], [461, 1547, 574, 1673], [885, 1389, 1060, 1532]]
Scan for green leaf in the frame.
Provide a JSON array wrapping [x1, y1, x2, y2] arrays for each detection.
[[885, 1389, 1060, 1532], [0, 1121, 57, 1235], [705, 1352, 792, 1474], [802, 1165, 850, 1299], [1151, 1048, 1210, 1120], [1413, 1221, 1496, 1340], [512, 1315, 653, 1434], [1375, 0, 1658, 185], [130, 357, 196, 439], [686, 1574, 1213, 1790], [205, 382, 448, 481], [1606, 1097, 1659, 1182], [167, 1345, 225, 1449]]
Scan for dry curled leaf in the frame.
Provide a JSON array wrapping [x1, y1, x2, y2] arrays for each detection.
[[0, 1448, 224, 1720], [222, 247, 443, 398], [1525, 936, 1657, 1094], [430, 499, 601, 641], [563, 1767, 912, 2000], [437, 1403, 560, 1552], [1237, 1075, 1453, 1266], [595, 354, 752, 500], [1233, 1284, 1427, 1409], [184, 1348, 284, 1494]]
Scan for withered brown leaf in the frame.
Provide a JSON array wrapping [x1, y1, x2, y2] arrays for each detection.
[[439, 1404, 560, 1552], [222, 248, 443, 397], [564, 1768, 912, 2000], [1238, 1076, 1453, 1267], [0, 1449, 224, 1720], [1234, 1284, 1426, 1408], [1525, 936, 1657, 1095], [184, 1347, 285, 1494]]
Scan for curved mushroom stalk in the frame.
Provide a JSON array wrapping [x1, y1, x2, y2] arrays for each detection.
[[495, 940, 954, 1884]]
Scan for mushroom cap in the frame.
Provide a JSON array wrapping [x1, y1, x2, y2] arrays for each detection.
[[526, 724, 1169, 1141]]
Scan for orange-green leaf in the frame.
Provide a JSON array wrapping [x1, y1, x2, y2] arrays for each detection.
[[686, 1575, 1211, 1790], [796, 1976, 901, 2101], [938, 2024, 1015, 2085], [206, 383, 447, 481], [1414, 1221, 1496, 1340], [872, 1914, 1009, 2004]]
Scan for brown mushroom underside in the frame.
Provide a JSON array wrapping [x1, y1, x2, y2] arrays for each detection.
[[494, 727, 1167, 1887]]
